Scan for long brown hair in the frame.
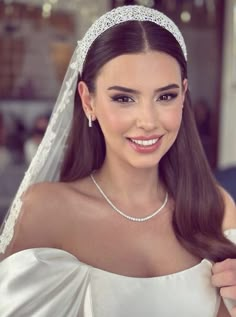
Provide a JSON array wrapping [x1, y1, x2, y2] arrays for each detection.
[[60, 21, 236, 261]]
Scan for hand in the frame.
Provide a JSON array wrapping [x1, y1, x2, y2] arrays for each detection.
[[212, 259, 236, 316]]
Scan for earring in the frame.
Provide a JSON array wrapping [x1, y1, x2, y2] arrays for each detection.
[[88, 114, 92, 128]]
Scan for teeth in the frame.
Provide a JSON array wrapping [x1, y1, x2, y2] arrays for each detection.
[[130, 138, 159, 146]]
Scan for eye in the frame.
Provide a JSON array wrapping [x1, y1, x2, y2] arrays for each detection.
[[111, 95, 134, 103], [158, 93, 178, 102]]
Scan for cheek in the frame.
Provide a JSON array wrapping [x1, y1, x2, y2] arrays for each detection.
[[161, 108, 183, 131], [95, 94, 135, 132], [96, 105, 131, 134]]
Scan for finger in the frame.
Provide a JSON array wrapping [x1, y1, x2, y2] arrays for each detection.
[[212, 270, 236, 287], [212, 259, 236, 274], [230, 306, 236, 317], [220, 286, 236, 300]]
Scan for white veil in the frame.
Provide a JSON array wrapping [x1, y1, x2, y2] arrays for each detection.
[[0, 5, 187, 254]]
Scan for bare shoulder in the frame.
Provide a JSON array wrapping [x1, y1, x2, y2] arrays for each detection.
[[7, 179, 89, 255], [22, 181, 75, 213], [220, 186, 236, 231]]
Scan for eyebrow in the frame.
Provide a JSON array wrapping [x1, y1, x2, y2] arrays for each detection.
[[107, 84, 180, 94]]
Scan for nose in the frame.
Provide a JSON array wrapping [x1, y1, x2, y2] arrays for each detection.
[[136, 103, 157, 131]]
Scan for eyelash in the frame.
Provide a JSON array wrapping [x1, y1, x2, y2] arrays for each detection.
[[110, 93, 178, 104], [111, 95, 134, 103], [159, 93, 178, 102]]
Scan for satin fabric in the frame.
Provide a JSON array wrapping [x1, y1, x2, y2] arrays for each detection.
[[0, 229, 236, 317]]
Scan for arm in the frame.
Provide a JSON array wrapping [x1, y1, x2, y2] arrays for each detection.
[[0, 182, 65, 260], [212, 188, 236, 317]]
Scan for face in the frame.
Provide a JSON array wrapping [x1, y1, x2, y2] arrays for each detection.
[[79, 51, 187, 169]]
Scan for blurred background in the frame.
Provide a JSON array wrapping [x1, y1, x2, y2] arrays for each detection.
[[0, 0, 235, 224]]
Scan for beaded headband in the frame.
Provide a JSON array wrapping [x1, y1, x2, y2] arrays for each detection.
[[73, 5, 187, 74]]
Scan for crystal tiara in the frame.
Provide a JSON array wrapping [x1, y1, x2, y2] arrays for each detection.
[[74, 5, 187, 74]]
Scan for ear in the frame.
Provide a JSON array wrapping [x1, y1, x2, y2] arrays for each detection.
[[181, 78, 188, 107], [78, 81, 96, 119]]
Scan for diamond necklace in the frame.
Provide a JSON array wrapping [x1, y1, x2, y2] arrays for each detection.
[[90, 174, 168, 222]]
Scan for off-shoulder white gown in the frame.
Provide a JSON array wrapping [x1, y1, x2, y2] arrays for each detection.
[[0, 230, 236, 317]]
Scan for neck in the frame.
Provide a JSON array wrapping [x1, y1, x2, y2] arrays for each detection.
[[93, 157, 164, 206]]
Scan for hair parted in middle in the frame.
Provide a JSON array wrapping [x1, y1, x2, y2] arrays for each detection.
[[60, 20, 236, 262]]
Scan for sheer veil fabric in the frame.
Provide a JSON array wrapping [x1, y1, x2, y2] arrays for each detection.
[[0, 49, 77, 254], [0, 5, 187, 254]]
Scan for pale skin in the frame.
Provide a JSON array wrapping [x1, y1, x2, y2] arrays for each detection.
[[2, 51, 236, 316]]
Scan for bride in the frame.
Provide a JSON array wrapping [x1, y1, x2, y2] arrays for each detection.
[[0, 5, 236, 317]]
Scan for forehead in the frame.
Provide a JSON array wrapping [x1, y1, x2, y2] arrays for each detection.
[[96, 51, 182, 87]]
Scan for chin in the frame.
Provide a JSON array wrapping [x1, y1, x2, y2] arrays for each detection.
[[127, 157, 161, 170]]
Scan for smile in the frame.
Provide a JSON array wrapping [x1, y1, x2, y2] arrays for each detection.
[[127, 136, 163, 154], [130, 138, 159, 147]]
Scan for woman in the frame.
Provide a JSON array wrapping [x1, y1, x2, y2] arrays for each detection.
[[0, 5, 236, 317]]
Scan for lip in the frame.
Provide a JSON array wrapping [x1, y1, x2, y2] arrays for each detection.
[[128, 135, 162, 140], [127, 135, 163, 154]]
